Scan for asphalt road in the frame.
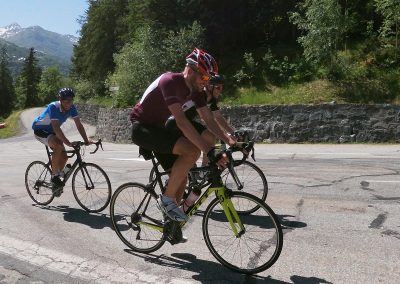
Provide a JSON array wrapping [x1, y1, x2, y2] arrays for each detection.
[[0, 108, 399, 283]]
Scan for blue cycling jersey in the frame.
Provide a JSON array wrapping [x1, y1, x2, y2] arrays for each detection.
[[32, 101, 78, 133]]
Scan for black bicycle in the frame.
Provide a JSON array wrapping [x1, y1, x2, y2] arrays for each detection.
[[110, 143, 283, 274], [149, 141, 268, 214], [25, 140, 112, 213]]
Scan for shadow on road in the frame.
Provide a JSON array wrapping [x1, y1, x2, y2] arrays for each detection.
[[32, 204, 112, 229], [125, 250, 275, 283], [277, 214, 307, 233], [125, 250, 332, 283]]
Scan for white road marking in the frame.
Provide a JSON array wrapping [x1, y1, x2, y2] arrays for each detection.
[[365, 180, 400, 183], [0, 234, 176, 283], [106, 158, 146, 162]]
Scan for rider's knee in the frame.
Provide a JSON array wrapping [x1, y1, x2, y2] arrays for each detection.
[[51, 140, 64, 151]]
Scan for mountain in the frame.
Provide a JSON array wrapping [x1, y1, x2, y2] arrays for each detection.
[[0, 23, 77, 61], [0, 38, 71, 77]]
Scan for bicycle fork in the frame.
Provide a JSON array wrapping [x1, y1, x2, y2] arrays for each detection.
[[216, 188, 245, 237]]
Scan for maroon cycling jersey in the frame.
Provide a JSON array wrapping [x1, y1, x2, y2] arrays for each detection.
[[130, 72, 207, 127]]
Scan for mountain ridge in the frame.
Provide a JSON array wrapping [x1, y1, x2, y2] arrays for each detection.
[[0, 23, 77, 61]]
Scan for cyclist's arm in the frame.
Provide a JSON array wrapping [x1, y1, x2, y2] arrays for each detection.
[[51, 120, 72, 146], [197, 106, 235, 146], [73, 117, 91, 145], [212, 110, 235, 136], [169, 103, 210, 153]]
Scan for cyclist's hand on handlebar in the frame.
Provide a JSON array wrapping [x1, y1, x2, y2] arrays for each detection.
[[65, 140, 73, 147]]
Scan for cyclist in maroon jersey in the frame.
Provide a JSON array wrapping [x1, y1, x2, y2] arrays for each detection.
[[130, 48, 235, 223]]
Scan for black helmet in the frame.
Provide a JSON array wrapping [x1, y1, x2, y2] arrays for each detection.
[[209, 74, 224, 85], [58, 88, 75, 100]]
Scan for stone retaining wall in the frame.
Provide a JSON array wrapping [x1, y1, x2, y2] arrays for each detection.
[[76, 103, 400, 143]]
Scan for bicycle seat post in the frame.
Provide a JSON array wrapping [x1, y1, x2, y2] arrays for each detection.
[[45, 146, 52, 166]]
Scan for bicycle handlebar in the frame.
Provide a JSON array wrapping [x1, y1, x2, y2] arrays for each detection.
[[209, 141, 255, 166], [70, 139, 104, 154], [215, 141, 255, 162]]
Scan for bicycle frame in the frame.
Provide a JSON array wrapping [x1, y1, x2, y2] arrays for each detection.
[[44, 144, 95, 188], [137, 151, 246, 237], [136, 184, 245, 237]]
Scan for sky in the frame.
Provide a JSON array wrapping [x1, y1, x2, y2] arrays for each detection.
[[0, 0, 89, 36]]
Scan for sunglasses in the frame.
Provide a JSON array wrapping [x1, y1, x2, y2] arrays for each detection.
[[189, 65, 210, 81]]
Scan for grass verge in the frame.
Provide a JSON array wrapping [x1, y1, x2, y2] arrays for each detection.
[[0, 110, 23, 139], [223, 80, 345, 106]]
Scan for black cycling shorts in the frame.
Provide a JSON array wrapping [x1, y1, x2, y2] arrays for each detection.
[[131, 120, 206, 170], [34, 129, 54, 138]]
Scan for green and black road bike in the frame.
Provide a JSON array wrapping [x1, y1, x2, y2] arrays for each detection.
[[25, 140, 112, 213], [110, 143, 283, 274], [149, 141, 268, 214]]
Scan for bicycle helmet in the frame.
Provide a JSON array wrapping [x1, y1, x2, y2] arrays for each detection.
[[58, 88, 75, 100], [186, 48, 218, 76], [209, 74, 224, 85]]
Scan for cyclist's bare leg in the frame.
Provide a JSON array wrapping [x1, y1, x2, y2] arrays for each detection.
[[200, 130, 217, 166], [176, 176, 188, 202], [165, 137, 200, 202], [48, 135, 68, 175]]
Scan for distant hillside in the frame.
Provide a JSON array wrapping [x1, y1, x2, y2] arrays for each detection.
[[0, 23, 77, 61], [0, 38, 71, 77]]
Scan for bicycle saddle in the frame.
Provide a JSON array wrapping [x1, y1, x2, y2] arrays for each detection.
[[139, 147, 154, 160]]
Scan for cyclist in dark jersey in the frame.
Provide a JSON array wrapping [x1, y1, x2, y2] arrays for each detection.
[[166, 74, 238, 166], [130, 48, 235, 223]]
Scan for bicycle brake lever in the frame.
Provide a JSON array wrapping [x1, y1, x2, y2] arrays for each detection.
[[90, 140, 103, 154], [90, 143, 99, 154]]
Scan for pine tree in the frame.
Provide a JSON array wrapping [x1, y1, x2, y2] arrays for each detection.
[[0, 46, 15, 117], [18, 48, 42, 108], [71, 0, 129, 96]]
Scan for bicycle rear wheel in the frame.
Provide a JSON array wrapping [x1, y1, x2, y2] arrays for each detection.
[[222, 160, 268, 214], [25, 161, 54, 205], [202, 192, 283, 274], [110, 182, 165, 253], [72, 163, 111, 212]]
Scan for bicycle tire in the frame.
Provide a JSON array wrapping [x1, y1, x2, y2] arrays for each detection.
[[221, 160, 268, 214], [72, 162, 112, 213], [25, 161, 54, 205], [202, 192, 283, 274], [110, 182, 165, 253], [148, 163, 158, 182]]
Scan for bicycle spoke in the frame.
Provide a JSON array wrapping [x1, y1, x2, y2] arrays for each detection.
[[203, 192, 283, 274], [110, 183, 165, 253], [72, 163, 111, 212]]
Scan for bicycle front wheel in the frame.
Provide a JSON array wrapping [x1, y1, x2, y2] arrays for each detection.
[[25, 161, 54, 205], [222, 160, 268, 214], [202, 192, 283, 274], [72, 163, 111, 212], [110, 182, 165, 253]]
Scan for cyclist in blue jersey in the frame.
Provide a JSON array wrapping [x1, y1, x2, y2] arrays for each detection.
[[32, 88, 92, 193]]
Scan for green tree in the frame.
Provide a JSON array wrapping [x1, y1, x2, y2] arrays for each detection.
[[71, 0, 129, 96], [38, 66, 64, 104], [14, 76, 28, 109], [0, 46, 15, 117], [375, 0, 400, 51], [108, 22, 204, 107], [16, 48, 42, 108], [289, 0, 348, 66]]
